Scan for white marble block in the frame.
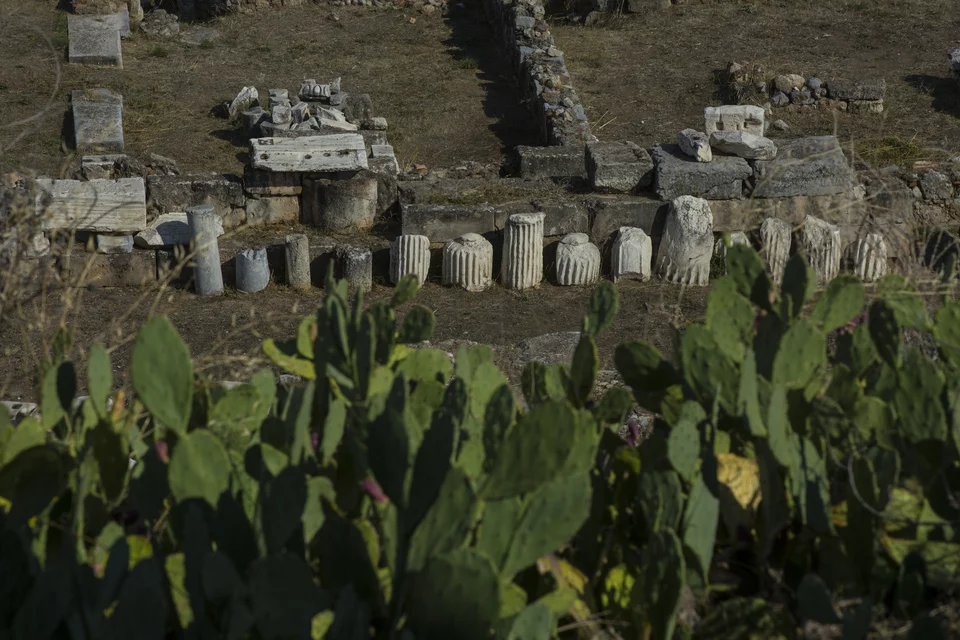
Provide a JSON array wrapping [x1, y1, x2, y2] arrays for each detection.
[[443, 233, 493, 292], [390, 234, 430, 286], [704, 105, 765, 137], [556, 233, 600, 286], [800, 215, 842, 284], [612, 227, 652, 283], [853, 232, 887, 282], [657, 196, 714, 286], [760, 218, 792, 285], [36, 177, 146, 234], [503, 213, 545, 290]]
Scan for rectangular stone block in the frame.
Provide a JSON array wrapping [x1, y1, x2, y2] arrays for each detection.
[[37, 177, 146, 233], [589, 197, 666, 244], [704, 105, 765, 137], [516, 145, 586, 180], [586, 142, 654, 194], [96, 234, 133, 254], [68, 14, 122, 68], [370, 144, 400, 175], [828, 78, 885, 101], [652, 144, 751, 200], [751, 136, 855, 198], [62, 249, 157, 287], [245, 196, 301, 226], [146, 174, 244, 219], [72, 89, 124, 153], [401, 203, 497, 242], [243, 166, 302, 196], [250, 135, 368, 173]]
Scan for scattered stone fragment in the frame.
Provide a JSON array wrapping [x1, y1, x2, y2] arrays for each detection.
[[852, 233, 887, 282], [677, 129, 712, 163], [773, 119, 789, 131], [585, 141, 654, 193], [95, 234, 133, 254], [291, 102, 310, 125], [657, 196, 713, 286], [229, 87, 259, 119], [362, 116, 389, 131], [704, 105, 765, 137], [139, 9, 180, 37], [68, 13, 123, 67], [611, 227, 651, 283], [272, 105, 293, 125], [770, 91, 789, 107], [242, 107, 268, 137], [709, 131, 777, 160], [72, 89, 124, 154], [268, 89, 290, 109]]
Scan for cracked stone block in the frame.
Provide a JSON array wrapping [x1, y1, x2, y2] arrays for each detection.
[[516, 145, 587, 179], [751, 136, 855, 198], [586, 141, 654, 194], [652, 144, 751, 200], [36, 177, 146, 233], [68, 13, 123, 67]]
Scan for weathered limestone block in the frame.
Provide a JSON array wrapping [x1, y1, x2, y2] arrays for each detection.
[[752, 136, 854, 198], [390, 234, 430, 286], [800, 215, 842, 284], [652, 144, 751, 200], [402, 203, 496, 243], [37, 177, 146, 233], [245, 196, 300, 226], [284, 234, 311, 290], [236, 248, 270, 293], [503, 213, 545, 290], [704, 105, 765, 137], [678, 129, 712, 163], [242, 108, 268, 138], [556, 233, 600, 286], [709, 131, 777, 160], [146, 174, 244, 220], [243, 166, 302, 196], [370, 145, 400, 175], [229, 87, 259, 119], [68, 13, 122, 68], [656, 196, 713, 286], [96, 234, 133, 254], [72, 89, 124, 154], [759, 218, 792, 285], [250, 135, 367, 173], [516, 145, 586, 179], [585, 141, 654, 194], [612, 227, 652, 283], [135, 213, 223, 248], [187, 205, 223, 295], [336, 245, 373, 292], [828, 78, 885, 101], [443, 233, 493, 292], [304, 176, 377, 232], [852, 233, 887, 282]]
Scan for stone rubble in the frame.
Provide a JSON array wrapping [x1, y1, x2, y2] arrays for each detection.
[[138, 9, 180, 37]]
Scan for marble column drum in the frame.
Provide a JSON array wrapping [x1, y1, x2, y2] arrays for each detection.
[[800, 215, 842, 284], [556, 233, 600, 286], [442, 233, 493, 292], [390, 234, 430, 286], [612, 227, 652, 283], [502, 213, 545, 290]]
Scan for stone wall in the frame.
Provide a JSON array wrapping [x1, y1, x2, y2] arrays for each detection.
[[482, 0, 594, 146]]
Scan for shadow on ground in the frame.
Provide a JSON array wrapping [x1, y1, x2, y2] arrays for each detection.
[[443, 3, 541, 161], [904, 74, 960, 119]]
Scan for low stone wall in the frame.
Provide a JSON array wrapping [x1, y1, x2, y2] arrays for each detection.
[[482, 0, 594, 146]]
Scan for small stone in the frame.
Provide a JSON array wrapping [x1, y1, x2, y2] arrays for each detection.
[[773, 119, 789, 131], [770, 91, 789, 107], [773, 73, 806, 93], [709, 131, 777, 160], [677, 129, 712, 163], [806, 77, 823, 92], [847, 99, 884, 114]]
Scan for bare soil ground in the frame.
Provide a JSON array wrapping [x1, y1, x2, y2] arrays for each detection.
[[552, 0, 960, 166], [0, 0, 536, 176], [0, 273, 705, 402]]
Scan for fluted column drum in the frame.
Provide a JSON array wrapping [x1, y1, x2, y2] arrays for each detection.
[[502, 213, 545, 290], [556, 233, 600, 286], [760, 217, 792, 285], [390, 234, 431, 286], [801, 215, 841, 284], [853, 233, 887, 283], [442, 233, 493, 292]]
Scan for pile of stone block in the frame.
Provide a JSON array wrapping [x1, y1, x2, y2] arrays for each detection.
[[722, 63, 886, 114], [482, 0, 594, 146]]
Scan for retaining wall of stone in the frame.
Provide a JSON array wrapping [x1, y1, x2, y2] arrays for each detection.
[[482, 0, 594, 146]]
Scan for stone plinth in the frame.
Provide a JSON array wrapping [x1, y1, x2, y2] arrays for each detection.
[[250, 134, 367, 173], [443, 233, 493, 292], [236, 248, 270, 293], [612, 227, 652, 283], [502, 213, 545, 290], [187, 205, 224, 296], [37, 177, 146, 233], [336, 246, 373, 292], [852, 233, 887, 282], [800, 215, 842, 284], [556, 233, 600, 286], [656, 196, 713, 286], [72, 89, 124, 153], [390, 234, 430, 286], [759, 218, 792, 285]]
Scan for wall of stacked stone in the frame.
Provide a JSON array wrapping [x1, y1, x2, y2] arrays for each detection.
[[482, 0, 595, 146]]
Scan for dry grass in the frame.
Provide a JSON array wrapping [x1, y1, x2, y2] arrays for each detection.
[[0, 0, 538, 176], [552, 0, 960, 162]]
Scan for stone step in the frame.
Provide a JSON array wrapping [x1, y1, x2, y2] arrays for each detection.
[[67, 13, 124, 68], [72, 89, 124, 153]]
